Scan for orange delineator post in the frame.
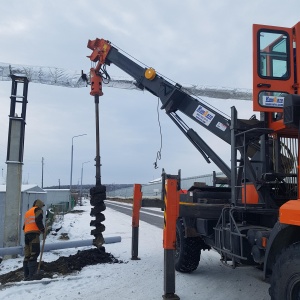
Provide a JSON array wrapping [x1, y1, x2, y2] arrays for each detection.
[[162, 176, 180, 300], [131, 183, 142, 260], [163, 179, 180, 249]]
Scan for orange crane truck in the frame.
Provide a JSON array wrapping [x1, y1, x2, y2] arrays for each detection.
[[87, 22, 300, 300]]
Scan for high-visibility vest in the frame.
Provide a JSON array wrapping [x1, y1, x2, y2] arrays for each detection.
[[24, 206, 40, 233]]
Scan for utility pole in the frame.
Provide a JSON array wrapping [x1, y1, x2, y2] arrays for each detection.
[[58, 179, 60, 189], [70, 134, 87, 192], [4, 75, 28, 248], [80, 161, 90, 205], [41, 157, 44, 188]]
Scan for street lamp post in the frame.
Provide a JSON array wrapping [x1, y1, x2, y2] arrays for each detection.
[[70, 134, 87, 208], [80, 161, 90, 205]]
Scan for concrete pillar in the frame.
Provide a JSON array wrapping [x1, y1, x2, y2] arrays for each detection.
[[4, 161, 22, 247], [3, 76, 28, 248]]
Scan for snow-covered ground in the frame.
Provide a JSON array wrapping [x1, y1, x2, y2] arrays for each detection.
[[0, 199, 270, 300]]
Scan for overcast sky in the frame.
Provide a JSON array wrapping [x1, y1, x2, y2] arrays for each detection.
[[0, 1, 299, 187]]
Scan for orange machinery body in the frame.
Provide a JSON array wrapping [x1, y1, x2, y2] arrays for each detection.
[[241, 183, 259, 204], [87, 38, 111, 96], [253, 22, 300, 136], [280, 200, 300, 226], [253, 22, 300, 225], [253, 22, 300, 114]]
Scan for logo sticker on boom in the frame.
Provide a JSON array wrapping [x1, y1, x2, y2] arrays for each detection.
[[216, 122, 227, 131], [262, 96, 284, 108], [193, 105, 215, 126]]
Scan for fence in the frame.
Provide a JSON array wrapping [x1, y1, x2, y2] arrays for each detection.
[[107, 171, 225, 199]]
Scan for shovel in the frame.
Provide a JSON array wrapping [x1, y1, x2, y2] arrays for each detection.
[[37, 226, 47, 274]]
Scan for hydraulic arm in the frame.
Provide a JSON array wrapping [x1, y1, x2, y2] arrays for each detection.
[[87, 38, 239, 178]]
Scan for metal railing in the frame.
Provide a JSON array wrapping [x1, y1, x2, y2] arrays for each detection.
[[107, 172, 225, 199]]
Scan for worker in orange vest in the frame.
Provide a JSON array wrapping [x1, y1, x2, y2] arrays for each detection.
[[23, 199, 45, 280]]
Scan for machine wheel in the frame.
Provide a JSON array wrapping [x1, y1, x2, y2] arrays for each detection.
[[269, 242, 300, 300], [175, 218, 201, 273]]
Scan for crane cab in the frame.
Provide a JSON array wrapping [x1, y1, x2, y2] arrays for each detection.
[[253, 22, 300, 223], [253, 23, 300, 113], [253, 23, 300, 134]]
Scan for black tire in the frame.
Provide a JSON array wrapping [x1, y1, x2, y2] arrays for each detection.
[[175, 218, 201, 273], [269, 242, 300, 300]]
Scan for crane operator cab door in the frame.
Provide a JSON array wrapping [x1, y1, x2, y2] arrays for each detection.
[[252, 24, 300, 208], [252, 23, 300, 118]]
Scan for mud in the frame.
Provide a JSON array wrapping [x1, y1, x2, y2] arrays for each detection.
[[0, 248, 125, 285]]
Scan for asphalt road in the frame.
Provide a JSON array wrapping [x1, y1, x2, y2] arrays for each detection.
[[105, 200, 164, 229]]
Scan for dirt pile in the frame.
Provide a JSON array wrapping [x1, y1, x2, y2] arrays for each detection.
[[0, 248, 125, 285]]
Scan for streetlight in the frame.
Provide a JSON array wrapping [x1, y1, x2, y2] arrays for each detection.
[[80, 161, 90, 205], [70, 134, 87, 208]]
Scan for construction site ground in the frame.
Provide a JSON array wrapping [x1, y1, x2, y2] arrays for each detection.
[[0, 201, 124, 286], [0, 199, 270, 300], [0, 248, 123, 285]]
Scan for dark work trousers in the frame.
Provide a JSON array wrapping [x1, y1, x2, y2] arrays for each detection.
[[24, 233, 41, 262]]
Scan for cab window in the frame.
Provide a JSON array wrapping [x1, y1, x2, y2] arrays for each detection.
[[258, 31, 289, 79]]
